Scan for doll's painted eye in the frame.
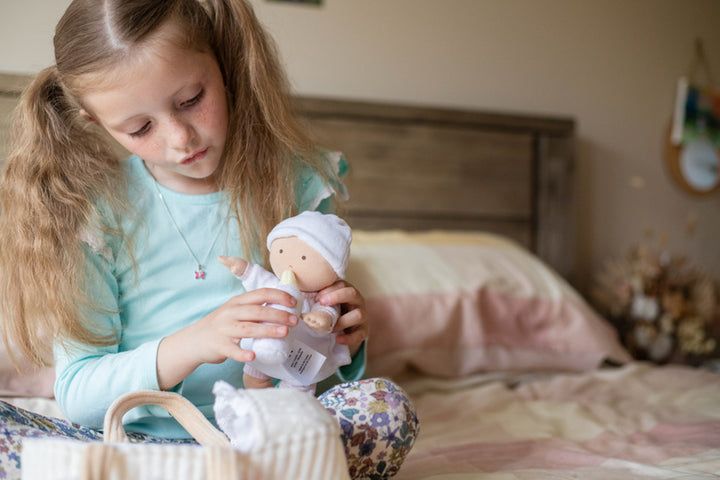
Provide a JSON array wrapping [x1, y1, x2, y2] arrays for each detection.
[[302, 255, 306, 260], [279, 249, 283, 254]]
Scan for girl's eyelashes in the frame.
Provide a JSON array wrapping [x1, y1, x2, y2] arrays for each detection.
[[129, 121, 151, 137], [181, 89, 204, 108], [126, 89, 203, 138]]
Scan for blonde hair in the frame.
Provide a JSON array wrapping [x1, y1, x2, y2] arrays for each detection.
[[0, 0, 332, 366]]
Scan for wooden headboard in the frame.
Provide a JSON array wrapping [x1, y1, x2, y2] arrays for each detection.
[[294, 97, 577, 282], [0, 73, 576, 281]]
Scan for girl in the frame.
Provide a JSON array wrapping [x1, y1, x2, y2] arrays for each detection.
[[0, 1, 418, 479]]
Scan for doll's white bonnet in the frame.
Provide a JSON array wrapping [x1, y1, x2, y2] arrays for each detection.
[[267, 211, 352, 278]]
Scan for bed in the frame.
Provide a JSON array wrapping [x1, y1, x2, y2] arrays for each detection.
[[2, 72, 720, 479]]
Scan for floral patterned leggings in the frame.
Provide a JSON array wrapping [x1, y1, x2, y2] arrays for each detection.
[[0, 378, 418, 480]]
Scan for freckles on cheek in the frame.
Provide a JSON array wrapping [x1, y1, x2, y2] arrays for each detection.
[[202, 95, 229, 134], [203, 105, 226, 132], [137, 141, 162, 159]]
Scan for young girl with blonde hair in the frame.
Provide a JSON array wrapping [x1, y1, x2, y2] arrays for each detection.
[[0, 0, 417, 478]]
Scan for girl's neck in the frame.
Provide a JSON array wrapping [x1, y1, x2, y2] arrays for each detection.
[[143, 161, 220, 195]]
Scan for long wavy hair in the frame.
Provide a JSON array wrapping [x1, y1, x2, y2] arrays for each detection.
[[0, 0, 331, 366]]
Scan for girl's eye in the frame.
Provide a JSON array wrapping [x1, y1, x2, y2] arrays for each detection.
[[279, 249, 283, 254], [129, 122, 151, 137], [182, 89, 204, 108]]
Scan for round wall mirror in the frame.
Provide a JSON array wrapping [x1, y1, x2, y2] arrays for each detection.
[[667, 130, 720, 196], [680, 137, 719, 191]]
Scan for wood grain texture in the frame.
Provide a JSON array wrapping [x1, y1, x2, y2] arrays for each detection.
[[294, 96, 576, 280]]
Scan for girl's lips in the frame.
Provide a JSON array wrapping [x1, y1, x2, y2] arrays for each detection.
[[181, 148, 208, 165]]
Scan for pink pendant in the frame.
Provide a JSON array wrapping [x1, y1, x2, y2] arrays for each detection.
[[195, 270, 206, 280]]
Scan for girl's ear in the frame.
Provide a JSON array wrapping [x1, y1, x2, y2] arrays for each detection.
[[78, 109, 96, 123]]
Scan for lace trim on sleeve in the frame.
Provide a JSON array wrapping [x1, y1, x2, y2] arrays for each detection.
[[306, 151, 349, 211], [79, 226, 113, 262]]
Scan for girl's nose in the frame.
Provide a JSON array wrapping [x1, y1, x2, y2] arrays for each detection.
[[167, 115, 196, 150]]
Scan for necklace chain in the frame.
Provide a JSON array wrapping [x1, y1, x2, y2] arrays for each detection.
[[152, 180, 225, 280]]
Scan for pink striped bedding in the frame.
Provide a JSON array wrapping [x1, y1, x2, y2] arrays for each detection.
[[395, 362, 720, 479], [346, 230, 631, 379]]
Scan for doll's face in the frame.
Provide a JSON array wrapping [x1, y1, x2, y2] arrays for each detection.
[[269, 237, 338, 292]]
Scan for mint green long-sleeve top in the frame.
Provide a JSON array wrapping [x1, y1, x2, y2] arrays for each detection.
[[53, 153, 365, 438]]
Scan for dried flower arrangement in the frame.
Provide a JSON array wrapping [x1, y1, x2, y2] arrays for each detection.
[[593, 237, 720, 365]]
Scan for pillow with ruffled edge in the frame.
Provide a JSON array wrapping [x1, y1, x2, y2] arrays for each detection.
[[345, 230, 631, 378]]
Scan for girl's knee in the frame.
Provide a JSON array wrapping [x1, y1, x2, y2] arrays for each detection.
[[319, 378, 420, 479]]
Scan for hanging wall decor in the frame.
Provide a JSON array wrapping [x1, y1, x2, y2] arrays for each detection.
[[667, 39, 720, 195]]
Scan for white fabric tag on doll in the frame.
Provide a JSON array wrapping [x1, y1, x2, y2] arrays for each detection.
[[283, 339, 326, 385]]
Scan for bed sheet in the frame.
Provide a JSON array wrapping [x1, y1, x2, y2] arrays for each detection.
[[394, 362, 720, 480], [2, 362, 718, 479]]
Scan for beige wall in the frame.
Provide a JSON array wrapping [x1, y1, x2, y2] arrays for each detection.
[[1, 0, 719, 293]]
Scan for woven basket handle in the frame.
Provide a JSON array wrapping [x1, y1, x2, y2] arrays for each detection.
[[103, 390, 230, 447]]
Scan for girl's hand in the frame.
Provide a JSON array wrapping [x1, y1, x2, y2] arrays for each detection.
[[156, 288, 298, 390], [317, 280, 369, 356]]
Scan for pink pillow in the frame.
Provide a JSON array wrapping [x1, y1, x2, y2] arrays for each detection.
[[0, 342, 55, 397], [345, 230, 631, 378]]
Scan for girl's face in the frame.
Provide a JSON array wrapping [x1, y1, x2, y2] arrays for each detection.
[[80, 38, 228, 195]]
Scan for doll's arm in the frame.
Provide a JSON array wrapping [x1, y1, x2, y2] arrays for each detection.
[[218, 255, 249, 277], [218, 257, 280, 291]]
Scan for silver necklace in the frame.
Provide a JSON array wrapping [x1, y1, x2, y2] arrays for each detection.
[[152, 180, 225, 280]]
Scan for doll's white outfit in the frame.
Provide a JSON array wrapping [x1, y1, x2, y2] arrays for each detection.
[[238, 263, 351, 392]]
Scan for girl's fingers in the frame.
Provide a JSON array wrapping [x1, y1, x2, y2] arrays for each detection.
[[336, 325, 368, 347], [226, 304, 298, 327], [222, 343, 255, 364], [332, 306, 363, 333], [230, 320, 289, 339], [316, 280, 369, 351], [318, 280, 346, 296], [333, 305, 369, 351], [318, 283, 363, 308], [231, 287, 298, 309]]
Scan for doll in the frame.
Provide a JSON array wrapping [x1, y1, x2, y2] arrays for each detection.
[[219, 211, 352, 394]]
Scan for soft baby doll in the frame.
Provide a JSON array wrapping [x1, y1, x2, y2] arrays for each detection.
[[219, 211, 352, 394]]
